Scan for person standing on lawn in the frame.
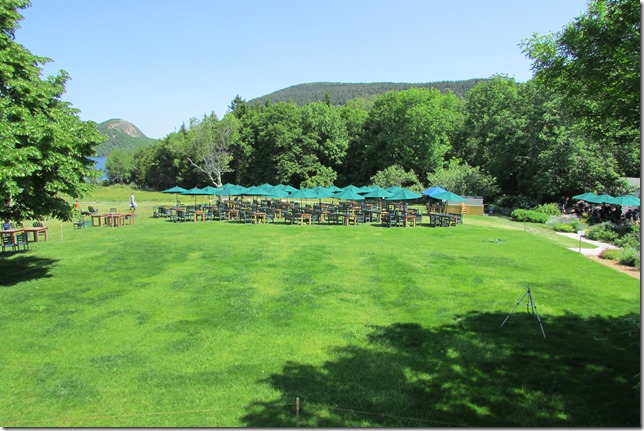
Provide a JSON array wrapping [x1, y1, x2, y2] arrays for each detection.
[[130, 193, 137, 210]]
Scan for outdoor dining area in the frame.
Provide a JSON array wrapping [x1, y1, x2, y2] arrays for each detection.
[[1, 221, 48, 252], [87, 207, 137, 227], [569, 192, 640, 225], [154, 183, 469, 228]]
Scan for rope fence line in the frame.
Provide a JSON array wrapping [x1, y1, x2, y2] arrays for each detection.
[[4, 398, 466, 427], [2, 403, 293, 427], [324, 405, 467, 427]]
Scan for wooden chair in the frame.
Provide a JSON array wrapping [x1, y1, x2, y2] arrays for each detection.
[[239, 210, 254, 224], [32, 222, 48, 240], [15, 232, 29, 251], [1, 232, 17, 252]]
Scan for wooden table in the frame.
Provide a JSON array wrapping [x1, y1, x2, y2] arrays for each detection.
[[105, 213, 126, 226], [339, 213, 357, 226], [124, 213, 136, 224], [193, 210, 205, 222], [295, 213, 312, 225], [91, 214, 105, 226], [403, 215, 416, 227], [1, 228, 23, 244], [23, 226, 49, 241], [227, 209, 239, 221], [252, 212, 267, 224]]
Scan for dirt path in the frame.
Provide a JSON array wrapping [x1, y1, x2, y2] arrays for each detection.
[[586, 254, 640, 279]]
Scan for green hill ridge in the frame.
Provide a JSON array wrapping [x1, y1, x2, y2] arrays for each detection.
[[249, 79, 487, 106]]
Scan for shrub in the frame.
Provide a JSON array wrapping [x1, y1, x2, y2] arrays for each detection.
[[586, 222, 620, 244], [586, 222, 640, 248], [545, 214, 587, 233], [599, 249, 622, 261], [536, 203, 562, 216], [510, 209, 550, 223], [619, 247, 640, 268], [552, 223, 577, 232]]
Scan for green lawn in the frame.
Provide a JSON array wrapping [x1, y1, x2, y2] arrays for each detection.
[[1, 187, 639, 427]]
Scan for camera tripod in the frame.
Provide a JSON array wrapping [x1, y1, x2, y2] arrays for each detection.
[[500, 287, 546, 338]]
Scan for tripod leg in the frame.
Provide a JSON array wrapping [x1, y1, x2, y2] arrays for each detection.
[[527, 290, 547, 339], [500, 289, 530, 327]]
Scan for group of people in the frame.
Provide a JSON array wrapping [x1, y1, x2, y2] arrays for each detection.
[[560, 196, 640, 225]]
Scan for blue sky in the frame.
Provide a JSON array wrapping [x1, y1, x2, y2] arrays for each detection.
[[16, 0, 588, 139]]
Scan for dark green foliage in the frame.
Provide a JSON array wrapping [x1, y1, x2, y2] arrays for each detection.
[[618, 247, 640, 267], [522, 0, 640, 176], [585, 221, 624, 244], [510, 209, 550, 223], [536, 203, 562, 216], [249, 79, 486, 107]]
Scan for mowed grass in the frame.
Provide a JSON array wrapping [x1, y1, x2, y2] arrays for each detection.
[[0, 188, 640, 427]]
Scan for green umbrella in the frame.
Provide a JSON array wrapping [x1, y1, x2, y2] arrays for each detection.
[[162, 185, 188, 206], [200, 185, 219, 204], [333, 189, 365, 201], [289, 189, 316, 199], [385, 189, 422, 200], [363, 187, 392, 199], [181, 187, 211, 207], [162, 186, 187, 194], [606, 195, 640, 206], [357, 185, 374, 194], [429, 191, 467, 202], [585, 194, 614, 204], [275, 184, 298, 193], [572, 192, 599, 201], [241, 185, 272, 196], [258, 183, 274, 192], [266, 186, 290, 199], [201, 186, 219, 194], [385, 186, 405, 195], [339, 184, 362, 194]]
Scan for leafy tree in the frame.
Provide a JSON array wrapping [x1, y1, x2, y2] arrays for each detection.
[[0, 0, 106, 222], [521, 0, 640, 176], [238, 101, 347, 187], [361, 88, 462, 182], [455, 75, 525, 194], [427, 159, 500, 198], [370, 165, 423, 192], [516, 80, 625, 200], [105, 149, 133, 184], [186, 112, 239, 187], [336, 98, 372, 185]]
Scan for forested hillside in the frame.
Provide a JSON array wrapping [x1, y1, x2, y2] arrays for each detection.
[[250, 79, 487, 106], [95, 119, 157, 157], [105, 0, 639, 205]]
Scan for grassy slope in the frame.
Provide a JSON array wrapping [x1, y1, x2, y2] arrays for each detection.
[[1, 187, 639, 427]]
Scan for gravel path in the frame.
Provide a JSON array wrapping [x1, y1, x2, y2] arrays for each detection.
[[556, 232, 620, 256]]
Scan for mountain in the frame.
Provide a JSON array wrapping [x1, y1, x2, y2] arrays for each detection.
[[95, 119, 157, 157], [249, 79, 487, 107]]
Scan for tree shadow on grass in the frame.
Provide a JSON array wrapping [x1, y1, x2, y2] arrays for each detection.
[[0, 254, 58, 287], [241, 311, 640, 427]]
